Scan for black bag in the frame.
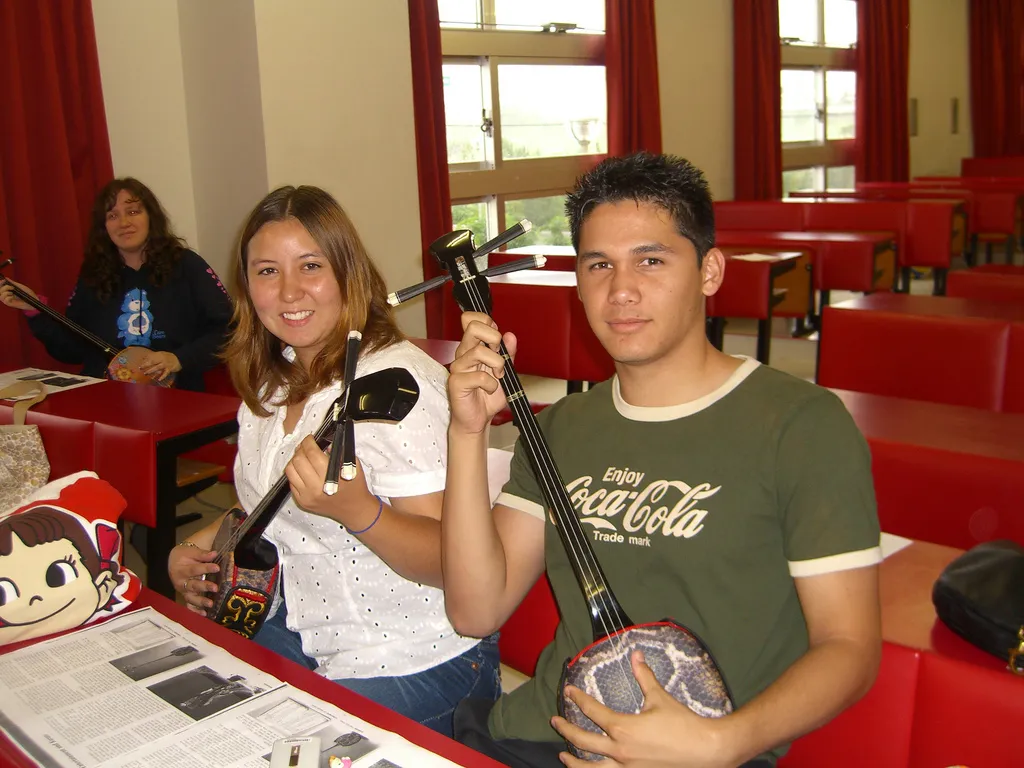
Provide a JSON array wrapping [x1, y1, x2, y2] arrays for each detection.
[[932, 539, 1024, 675]]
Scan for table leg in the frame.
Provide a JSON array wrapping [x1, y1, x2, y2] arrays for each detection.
[[898, 267, 911, 293], [146, 420, 238, 598], [756, 317, 773, 364], [148, 442, 178, 598], [706, 317, 725, 350]]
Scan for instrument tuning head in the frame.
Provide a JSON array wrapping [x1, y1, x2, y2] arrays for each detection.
[[428, 229, 491, 314]]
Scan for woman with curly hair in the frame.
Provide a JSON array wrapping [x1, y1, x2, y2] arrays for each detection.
[[0, 178, 232, 391]]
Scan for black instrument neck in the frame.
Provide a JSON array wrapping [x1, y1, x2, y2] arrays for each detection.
[[0, 275, 118, 357], [234, 405, 337, 551], [487, 335, 633, 639]]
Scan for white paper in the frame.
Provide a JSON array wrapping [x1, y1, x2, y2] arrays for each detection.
[[0, 368, 105, 399], [880, 531, 914, 559], [729, 253, 781, 262], [0, 608, 472, 768]]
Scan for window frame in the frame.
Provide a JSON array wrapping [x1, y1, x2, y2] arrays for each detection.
[[780, 0, 858, 191], [441, 1, 606, 243]]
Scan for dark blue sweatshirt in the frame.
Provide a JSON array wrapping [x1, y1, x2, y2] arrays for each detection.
[[26, 250, 233, 391]]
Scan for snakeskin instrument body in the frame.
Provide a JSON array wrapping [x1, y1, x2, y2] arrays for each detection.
[[208, 507, 279, 640], [559, 620, 734, 761]]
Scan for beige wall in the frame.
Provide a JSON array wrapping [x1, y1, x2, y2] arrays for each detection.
[[908, 0, 973, 178], [178, 0, 269, 280], [252, 0, 425, 335], [92, 0, 199, 251], [92, 0, 975, 310], [655, 0, 734, 200], [92, 0, 426, 333]]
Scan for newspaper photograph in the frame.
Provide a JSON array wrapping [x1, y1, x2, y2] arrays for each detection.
[[0, 607, 281, 768], [0, 368, 106, 398], [0, 608, 469, 768]]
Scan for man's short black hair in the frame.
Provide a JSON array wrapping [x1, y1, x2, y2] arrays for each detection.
[[565, 152, 715, 264]]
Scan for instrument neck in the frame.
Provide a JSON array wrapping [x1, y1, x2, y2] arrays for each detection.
[[1, 277, 118, 356], [231, 407, 338, 549], [492, 336, 633, 638]]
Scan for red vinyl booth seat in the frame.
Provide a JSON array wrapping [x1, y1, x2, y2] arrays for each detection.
[[869, 440, 1024, 549], [946, 270, 1024, 302], [1006, 324, 1024, 414], [969, 263, 1024, 275], [0, 410, 95, 483], [716, 199, 961, 270], [780, 642, 1024, 767], [817, 308, 1012, 411], [180, 365, 240, 483], [498, 575, 560, 677], [714, 201, 806, 232], [962, 155, 1024, 178]]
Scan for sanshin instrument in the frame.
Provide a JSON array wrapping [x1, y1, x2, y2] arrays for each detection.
[[0, 255, 172, 387], [425, 224, 734, 761], [205, 365, 420, 639]]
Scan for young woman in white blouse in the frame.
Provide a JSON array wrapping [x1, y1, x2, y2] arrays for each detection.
[[167, 185, 500, 736]]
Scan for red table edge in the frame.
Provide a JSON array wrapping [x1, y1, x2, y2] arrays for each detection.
[[0, 590, 504, 768]]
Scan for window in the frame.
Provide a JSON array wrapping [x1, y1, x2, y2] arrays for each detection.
[[779, 0, 857, 195], [781, 164, 856, 196], [779, 0, 857, 47], [505, 194, 572, 246], [440, 0, 605, 252], [440, 0, 604, 32]]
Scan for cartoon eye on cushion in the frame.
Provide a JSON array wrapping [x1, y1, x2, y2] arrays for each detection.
[[0, 473, 141, 646]]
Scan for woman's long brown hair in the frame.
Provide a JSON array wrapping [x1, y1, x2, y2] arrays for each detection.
[[223, 185, 403, 416], [83, 178, 186, 303]]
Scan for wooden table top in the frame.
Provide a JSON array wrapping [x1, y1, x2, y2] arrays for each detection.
[[830, 293, 1024, 322], [879, 539, 1005, 671], [832, 388, 1024, 463]]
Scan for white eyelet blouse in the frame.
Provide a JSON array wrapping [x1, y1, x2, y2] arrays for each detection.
[[233, 340, 478, 679]]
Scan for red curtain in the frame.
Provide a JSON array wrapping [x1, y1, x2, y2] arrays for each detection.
[[0, 0, 113, 372], [856, 0, 910, 182], [408, 0, 451, 339], [605, 0, 662, 156], [969, 0, 1024, 158], [733, 0, 782, 200]]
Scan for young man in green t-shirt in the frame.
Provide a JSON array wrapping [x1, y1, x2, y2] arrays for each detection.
[[441, 152, 882, 767]]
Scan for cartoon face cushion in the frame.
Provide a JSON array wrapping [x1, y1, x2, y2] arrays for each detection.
[[0, 472, 142, 646]]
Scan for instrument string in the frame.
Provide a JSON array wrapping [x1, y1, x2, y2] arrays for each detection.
[[2, 273, 177, 388], [1, 276, 115, 353], [461, 269, 643, 712], [212, 405, 338, 563]]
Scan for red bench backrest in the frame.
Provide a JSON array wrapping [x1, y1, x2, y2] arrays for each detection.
[[1005, 324, 1024, 415], [907, 651, 1024, 768], [498, 574, 560, 677], [962, 155, 1024, 178], [714, 200, 806, 232], [780, 642, 920, 768], [817, 307, 1011, 411], [947, 271, 1024, 303]]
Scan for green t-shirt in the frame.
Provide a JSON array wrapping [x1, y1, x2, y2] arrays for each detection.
[[488, 359, 881, 762]]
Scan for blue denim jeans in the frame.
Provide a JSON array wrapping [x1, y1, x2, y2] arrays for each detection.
[[254, 601, 501, 738]]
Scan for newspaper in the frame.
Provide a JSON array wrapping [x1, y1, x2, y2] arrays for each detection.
[[0, 368, 106, 399], [0, 608, 461, 768]]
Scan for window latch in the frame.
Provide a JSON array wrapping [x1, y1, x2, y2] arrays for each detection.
[[480, 110, 493, 137]]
